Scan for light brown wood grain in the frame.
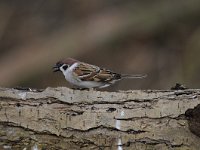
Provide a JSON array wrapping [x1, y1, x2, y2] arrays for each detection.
[[0, 87, 200, 149]]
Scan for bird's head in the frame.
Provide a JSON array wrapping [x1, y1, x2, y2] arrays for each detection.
[[53, 58, 78, 73]]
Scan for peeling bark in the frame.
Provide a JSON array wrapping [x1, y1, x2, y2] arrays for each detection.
[[0, 87, 200, 150]]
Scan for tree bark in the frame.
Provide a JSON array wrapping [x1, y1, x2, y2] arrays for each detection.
[[0, 87, 200, 150]]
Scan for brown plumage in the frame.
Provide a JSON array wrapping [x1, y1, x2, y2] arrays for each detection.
[[53, 58, 146, 89]]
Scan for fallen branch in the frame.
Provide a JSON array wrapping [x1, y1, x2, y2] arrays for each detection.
[[0, 87, 200, 150]]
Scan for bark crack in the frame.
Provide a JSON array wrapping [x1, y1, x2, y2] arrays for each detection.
[[0, 87, 200, 149], [63, 125, 146, 134]]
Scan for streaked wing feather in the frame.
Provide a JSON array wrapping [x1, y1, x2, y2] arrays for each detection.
[[95, 70, 113, 81], [73, 63, 121, 83], [73, 63, 100, 79]]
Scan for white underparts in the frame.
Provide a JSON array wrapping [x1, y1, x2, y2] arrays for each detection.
[[60, 63, 107, 88]]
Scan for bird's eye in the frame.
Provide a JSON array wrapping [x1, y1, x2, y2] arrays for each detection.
[[62, 65, 69, 70]]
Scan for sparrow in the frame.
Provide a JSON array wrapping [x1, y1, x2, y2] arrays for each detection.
[[53, 58, 146, 89]]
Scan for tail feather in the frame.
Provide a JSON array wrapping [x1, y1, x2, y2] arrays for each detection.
[[121, 74, 147, 79]]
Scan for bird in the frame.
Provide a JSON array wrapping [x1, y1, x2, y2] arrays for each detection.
[[53, 58, 146, 89]]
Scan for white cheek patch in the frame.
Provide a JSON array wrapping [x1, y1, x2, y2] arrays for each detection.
[[60, 64, 70, 75], [60, 67, 65, 73], [63, 63, 80, 82]]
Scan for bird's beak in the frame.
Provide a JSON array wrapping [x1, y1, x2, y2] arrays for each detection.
[[52, 65, 60, 72]]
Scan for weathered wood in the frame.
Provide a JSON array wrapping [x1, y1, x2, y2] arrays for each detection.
[[0, 87, 200, 150]]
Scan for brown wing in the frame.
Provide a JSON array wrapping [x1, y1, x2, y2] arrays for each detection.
[[93, 69, 121, 82], [73, 63, 100, 80], [73, 63, 121, 83]]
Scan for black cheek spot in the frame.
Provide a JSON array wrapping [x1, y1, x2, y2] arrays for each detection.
[[63, 65, 69, 70]]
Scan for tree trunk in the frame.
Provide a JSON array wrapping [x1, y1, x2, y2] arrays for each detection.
[[0, 87, 200, 150]]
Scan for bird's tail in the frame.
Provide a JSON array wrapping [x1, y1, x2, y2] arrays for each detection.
[[121, 74, 147, 79]]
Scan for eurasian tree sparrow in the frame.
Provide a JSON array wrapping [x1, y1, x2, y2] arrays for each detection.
[[53, 58, 146, 89]]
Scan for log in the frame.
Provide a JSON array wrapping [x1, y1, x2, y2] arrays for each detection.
[[0, 87, 200, 150]]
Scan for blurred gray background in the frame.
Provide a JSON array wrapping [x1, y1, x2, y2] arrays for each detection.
[[0, 0, 200, 91]]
